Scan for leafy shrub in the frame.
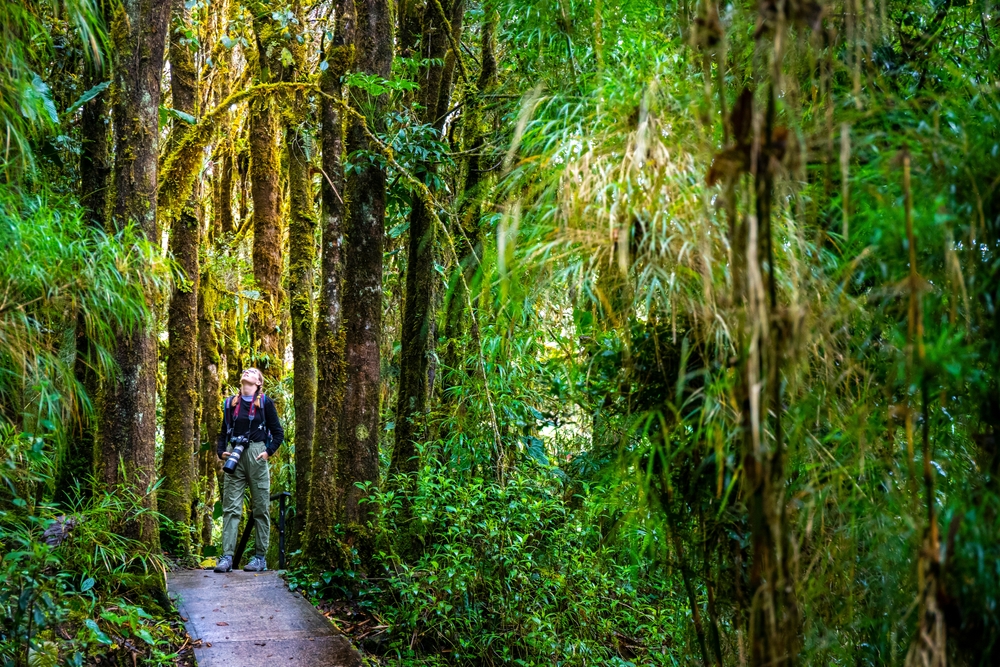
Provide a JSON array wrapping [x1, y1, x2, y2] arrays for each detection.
[[291, 459, 685, 666], [0, 428, 184, 667]]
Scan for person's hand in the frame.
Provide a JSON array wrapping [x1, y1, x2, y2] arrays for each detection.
[[256, 451, 269, 461], [221, 452, 231, 459]]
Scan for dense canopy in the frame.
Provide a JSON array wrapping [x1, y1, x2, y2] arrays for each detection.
[[2, 0, 1000, 665]]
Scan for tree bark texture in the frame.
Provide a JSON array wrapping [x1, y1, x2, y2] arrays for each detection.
[[248, 95, 284, 374], [286, 116, 317, 549], [161, 0, 202, 556], [304, 0, 355, 565], [435, 0, 466, 124], [198, 270, 223, 549], [100, 0, 170, 546], [218, 138, 235, 237], [397, 0, 423, 56], [247, 14, 294, 376], [338, 0, 392, 557]]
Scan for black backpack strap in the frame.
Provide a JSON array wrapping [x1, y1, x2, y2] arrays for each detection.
[[258, 394, 272, 444], [223, 395, 237, 435]]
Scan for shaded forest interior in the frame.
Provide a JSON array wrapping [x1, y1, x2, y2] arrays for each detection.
[[3, 0, 1000, 665]]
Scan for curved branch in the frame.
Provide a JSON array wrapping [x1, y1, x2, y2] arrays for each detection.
[[158, 82, 316, 224]]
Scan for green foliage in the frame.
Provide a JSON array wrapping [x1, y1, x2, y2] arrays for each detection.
[[0, 429, 183, 667], [0, 182, 166, 450], [0, 0, 103, 172], [365, 467, 681, 665]]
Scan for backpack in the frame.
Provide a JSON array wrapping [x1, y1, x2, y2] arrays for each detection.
[[223, 393, 272, 447]]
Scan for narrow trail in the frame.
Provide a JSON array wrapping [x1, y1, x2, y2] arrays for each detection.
[[167, 569, 362, 667]]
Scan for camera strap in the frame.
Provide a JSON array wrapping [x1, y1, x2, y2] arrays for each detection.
[[228, 393, 267, 440], [231, 394, 259, 422]]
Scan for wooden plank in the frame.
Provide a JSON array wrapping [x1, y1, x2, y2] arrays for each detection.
[[168, 569, 362, 667]]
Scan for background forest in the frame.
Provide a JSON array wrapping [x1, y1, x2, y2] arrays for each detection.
[[2, 0, 1000, 665]]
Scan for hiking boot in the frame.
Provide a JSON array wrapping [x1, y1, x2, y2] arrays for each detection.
[[243, 556, 267, 572], [213, 555, 233, 573]]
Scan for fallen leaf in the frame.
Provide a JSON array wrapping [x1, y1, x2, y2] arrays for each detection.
[[216, 622, 229, 626]]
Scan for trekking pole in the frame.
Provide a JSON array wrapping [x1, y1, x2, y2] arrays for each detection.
[[233, 498, 254, 568], [270, 492, 291, 569]]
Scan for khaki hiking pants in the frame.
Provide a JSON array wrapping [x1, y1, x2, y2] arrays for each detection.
[[221, 440, 270, 559]]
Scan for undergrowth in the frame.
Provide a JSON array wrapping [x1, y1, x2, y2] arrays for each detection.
[[0, 427, 189, 667], [287, 461, 687, 666]]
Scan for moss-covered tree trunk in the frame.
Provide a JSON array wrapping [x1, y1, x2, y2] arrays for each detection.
[[304, 0, 355, 565], [435, 0, 466, 122], [337, 0, 392, 564], [99, 0, 170, 546], [218, 139, 235, 237], [198, 268, 222, 550], [160, 0, 201, 557], [248, 17, 285, 376], [285, 18, 318, 548]]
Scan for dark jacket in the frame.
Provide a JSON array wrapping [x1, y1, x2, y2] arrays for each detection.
[[216, 394, 285, 459]]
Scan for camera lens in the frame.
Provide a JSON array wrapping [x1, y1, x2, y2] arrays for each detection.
[[223, 443, 244, 474]]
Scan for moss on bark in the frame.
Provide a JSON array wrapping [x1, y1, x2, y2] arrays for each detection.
[[161, 0, 201, 557], [99, 0, 171, 548], [303, 1, 355, 567], [285, 22, 318, 548], [198, 269, 223, 550]]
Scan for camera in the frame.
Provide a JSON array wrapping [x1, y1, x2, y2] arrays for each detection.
[[223, 435, 248, 474]]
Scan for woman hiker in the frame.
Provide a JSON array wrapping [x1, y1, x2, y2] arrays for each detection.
[[213, 367, 285, 573]]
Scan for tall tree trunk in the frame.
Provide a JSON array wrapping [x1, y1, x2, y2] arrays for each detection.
[[218, 138, 235, 237], [248, 98, 283, 374], [99, 0, 171, 546], [198, 269, 223, 550], [161, 0, 201, 557], [337, 0, 393, 565], [286, 16, 318, 549], [435, 0, 466, 124], [392, 0, 464, 556], [247, 21, 285, 375], [61, 45, 110, 502], [304, 0, 355, 565]]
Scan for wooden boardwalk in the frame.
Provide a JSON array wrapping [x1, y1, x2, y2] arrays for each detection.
[[167, 569, 362, 667]]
